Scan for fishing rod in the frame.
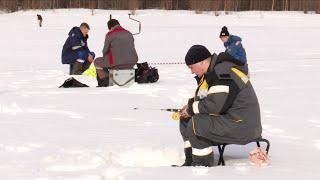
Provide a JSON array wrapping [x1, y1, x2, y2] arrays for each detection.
[[133, 107, 180, 112], [133, 107, 181, 120]]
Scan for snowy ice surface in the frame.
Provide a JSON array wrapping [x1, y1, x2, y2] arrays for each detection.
[[0, 9, 320, 180]]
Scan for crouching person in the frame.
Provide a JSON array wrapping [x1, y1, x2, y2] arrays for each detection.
[[61, 22, 95, 75], [94, 19, 138, 87], [219, 26, 247, 65], [179, 45, 262, 167]]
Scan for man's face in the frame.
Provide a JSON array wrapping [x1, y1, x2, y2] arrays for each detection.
[[220, 36, 229, 43], [80, 27, 89, 36], [188, 61, 205, 77]]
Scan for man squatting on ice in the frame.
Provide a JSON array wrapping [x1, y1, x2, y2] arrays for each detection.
[[178, 45, 262, 167], [61, 22, 95, 75], [94, 19, 138, 87]]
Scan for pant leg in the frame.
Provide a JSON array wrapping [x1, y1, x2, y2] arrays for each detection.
[[70, 61, 84, 75], [179, 117, 191, 142], [94, 57, 109, 79], [82, 61, 91, 72], [180, 115, 216, 166], [69, 64, 73, 75], [180, 118, 213, 149], [77, 50, 88, 63], [185, 119, 213, 149]]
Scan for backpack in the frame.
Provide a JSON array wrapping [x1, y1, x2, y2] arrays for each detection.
[[135, 62, 159, 84]]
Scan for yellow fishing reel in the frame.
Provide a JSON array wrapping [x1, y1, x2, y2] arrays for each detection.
[[171, 112, 180, 121]]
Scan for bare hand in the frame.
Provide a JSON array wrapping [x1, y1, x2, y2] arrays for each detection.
[[88, 54, 94, 63], [180, 105, 191, 119]]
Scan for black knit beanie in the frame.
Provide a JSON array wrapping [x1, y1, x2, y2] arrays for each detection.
[[219, 26, 229, 37], [185, 45, 211, 65]]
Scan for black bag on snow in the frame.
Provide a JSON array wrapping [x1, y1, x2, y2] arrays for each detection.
[[59, 77, 89, 88], [135, 62, 159, 83]]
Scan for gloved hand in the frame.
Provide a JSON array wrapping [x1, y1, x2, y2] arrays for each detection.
[[87, 52, 95, 63], [187, 98, 195, 116]]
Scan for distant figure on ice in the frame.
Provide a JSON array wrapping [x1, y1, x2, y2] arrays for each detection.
[[177, 45, 261, 167], [61, 22, 95, 75], [219, 26, 247, 65], [37, 14, 42, 27], [94, 19, 138, 87]]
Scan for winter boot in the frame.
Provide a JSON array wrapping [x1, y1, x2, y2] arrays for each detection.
[[70, 61, 83, 75], [191, 152, 214, 167], [172, 147, 192, 167], [82, 61, 91, 72], [182, 147, 193, 166]]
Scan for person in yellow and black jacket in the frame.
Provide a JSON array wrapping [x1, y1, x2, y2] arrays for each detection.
[[178, 45, 262, 167]]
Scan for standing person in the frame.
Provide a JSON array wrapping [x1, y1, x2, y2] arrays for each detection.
[[219, 26, 247, 65], [178, 45, 262, 167], [94, 19, 138, 87], [37, 14, 42, 27], [61, 22, 95, 75]]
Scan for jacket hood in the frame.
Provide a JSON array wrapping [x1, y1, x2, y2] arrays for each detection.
[[204, 53, 248, 80], [228, 35, 242, 43], [68, 26, 88, 39], [224, 35, 242, 47]]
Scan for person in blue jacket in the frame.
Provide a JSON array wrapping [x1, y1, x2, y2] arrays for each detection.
[[219, 26, 247, 65], [61, 22, 95, 75]]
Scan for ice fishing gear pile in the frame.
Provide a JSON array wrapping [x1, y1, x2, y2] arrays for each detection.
[[135, 62, 159, 84]]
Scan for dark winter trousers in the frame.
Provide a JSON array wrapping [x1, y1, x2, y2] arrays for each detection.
[[179, 117, 213, 149]]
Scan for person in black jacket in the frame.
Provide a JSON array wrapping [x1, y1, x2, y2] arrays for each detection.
[[61, 22, 95, 75]]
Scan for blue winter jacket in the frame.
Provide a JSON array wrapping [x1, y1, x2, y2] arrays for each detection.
[[61, 27, 90, 64], [224, 35, 247, 64]]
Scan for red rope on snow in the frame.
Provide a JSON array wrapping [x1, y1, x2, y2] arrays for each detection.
[[148, 61, 185, 65]]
